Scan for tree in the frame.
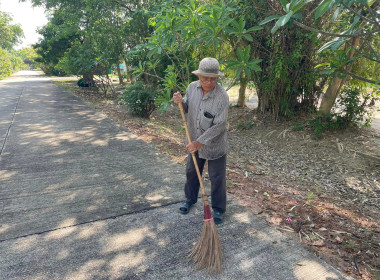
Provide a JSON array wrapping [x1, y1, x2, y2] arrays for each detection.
[[132, 0, 324, 119], [18, 47, 38, 69], [131, 0, 263, 110], [225, 17, 263, 106], [0, 11, 23, 51], [33, 8, 81, 76], [30, 0, 376, 121], [30, 0, 160, 94], [0, 11, 25, 78], [259, 0, 379, 115], [230, 0, 322, 118]]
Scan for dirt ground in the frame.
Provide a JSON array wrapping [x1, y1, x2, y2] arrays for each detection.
[[54, 80, 380, 280]]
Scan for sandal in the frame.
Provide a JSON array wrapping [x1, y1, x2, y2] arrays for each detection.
[[179, 200, 194, 214]]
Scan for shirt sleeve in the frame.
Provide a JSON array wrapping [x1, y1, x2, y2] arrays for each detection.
[[196, 96, 228, 145], [182, 86, 190, 113]]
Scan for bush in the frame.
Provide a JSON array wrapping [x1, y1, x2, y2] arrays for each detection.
[[116, 82, 158, 118], [236, 120, 255, 130], [336, 87, 375, 126], [0, 48, 23, 78], [308, 114, 345, 137], [308, 86, 378, 137]]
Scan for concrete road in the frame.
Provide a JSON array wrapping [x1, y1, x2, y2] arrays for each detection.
[[0, 71, 350, 279]]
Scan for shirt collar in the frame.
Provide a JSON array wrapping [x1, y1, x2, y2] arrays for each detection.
[[196, 81, 217, 100]]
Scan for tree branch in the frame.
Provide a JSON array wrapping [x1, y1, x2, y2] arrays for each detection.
[[343, 70, 379, 84], [345, 40, 380, 63], [142, 71, 163, 81], [112, 0, 134, 13], [362, 39, 380, 60], [340, 2, 380, 29], [356, 52, 380, 64], [365, 2, 380, 31], [294, 20, 379, 37]]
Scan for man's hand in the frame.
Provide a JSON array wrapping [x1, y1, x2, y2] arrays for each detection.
[[186, 141, 204, 153], [173, 91, 183, 104]]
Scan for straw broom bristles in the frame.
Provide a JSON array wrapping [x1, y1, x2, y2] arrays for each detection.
[[189, 200, 223, 274]]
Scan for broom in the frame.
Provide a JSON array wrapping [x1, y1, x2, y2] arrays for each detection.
[[177, 102, 223, 274]]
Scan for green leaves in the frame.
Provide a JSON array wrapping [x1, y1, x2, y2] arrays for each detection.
[[226, 45, 262, 79], [259, 15, 281, 25], [131, 61, 146, 80], [259, 0, 323, 33], [318, 38, 348, 53], [155, 65, 187, 113], [116, 82, 158, 118], [198, 5, 234, 51], [271, 11, 294, 33], [315, 0, 338, 20], [315, 62, 331, 68], [259, 9, 295, 33], [288, 0, 313, 13], [226, 18, 263, 43], [155, 89, 172, 113]]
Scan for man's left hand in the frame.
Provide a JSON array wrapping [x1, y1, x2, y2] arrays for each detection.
[[186, 141, 204, 153]]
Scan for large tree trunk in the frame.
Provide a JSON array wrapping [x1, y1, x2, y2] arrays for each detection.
[[237, 76, 248, 107], [319, 37, 360, 115]]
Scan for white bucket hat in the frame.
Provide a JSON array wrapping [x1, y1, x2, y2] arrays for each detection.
[[192, 57, 224, 77]]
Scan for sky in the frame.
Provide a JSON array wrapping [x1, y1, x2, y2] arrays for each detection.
[[1, 0, 48, 49]]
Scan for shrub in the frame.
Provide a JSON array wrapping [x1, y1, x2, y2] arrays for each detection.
[[291, 122, 305, 131], [336, 87, 375, 127], [116, 82, 158, 118], [236, 120, 255, 130], [308, 114, 345, 137], [308, 87, 378, 137]]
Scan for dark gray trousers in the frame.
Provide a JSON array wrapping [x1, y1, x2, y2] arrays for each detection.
[[184, 152, 226, 213]]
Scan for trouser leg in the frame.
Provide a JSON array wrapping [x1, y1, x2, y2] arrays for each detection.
[[184, 152, 206, 204], [208, 154, 227, 213]]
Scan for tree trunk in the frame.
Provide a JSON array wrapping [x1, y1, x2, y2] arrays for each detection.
[[83, 72, 94, 85], [319, 75, 343, 115], [237, 76, 248, 107], [319, 37, 360, 115], [116, 63, 124, 85], [124, 58, 130, 82]]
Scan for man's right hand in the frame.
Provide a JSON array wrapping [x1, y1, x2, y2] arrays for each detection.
[[173, 91, 183, 104]]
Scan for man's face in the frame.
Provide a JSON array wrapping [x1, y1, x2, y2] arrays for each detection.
[[199, 76, 218, 93]]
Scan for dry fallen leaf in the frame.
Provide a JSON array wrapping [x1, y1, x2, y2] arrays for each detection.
[[246, 165, 263, 174], [312, 240, 325, 247]]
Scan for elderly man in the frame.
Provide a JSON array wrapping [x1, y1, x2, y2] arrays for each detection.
[[173, 57, 229, 224]]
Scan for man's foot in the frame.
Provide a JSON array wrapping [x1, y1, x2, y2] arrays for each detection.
[[213, 210, 224, 224], [179, 200, 194, 214]]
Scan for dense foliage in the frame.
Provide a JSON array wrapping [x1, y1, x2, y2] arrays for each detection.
[[116, 81, 158, 118], [24, 0, 378, 126], [259, 0, 379, 121], [0, 11, 25, 78]]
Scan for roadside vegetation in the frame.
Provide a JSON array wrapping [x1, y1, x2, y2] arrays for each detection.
[[0, 11, 39, 78], [18, 0, 379, 130]]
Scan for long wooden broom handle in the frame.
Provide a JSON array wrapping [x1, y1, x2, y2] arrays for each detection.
[[178, 102, 208, 198]]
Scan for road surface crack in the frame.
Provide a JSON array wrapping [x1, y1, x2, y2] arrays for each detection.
[[0, 87, 24, 156]]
